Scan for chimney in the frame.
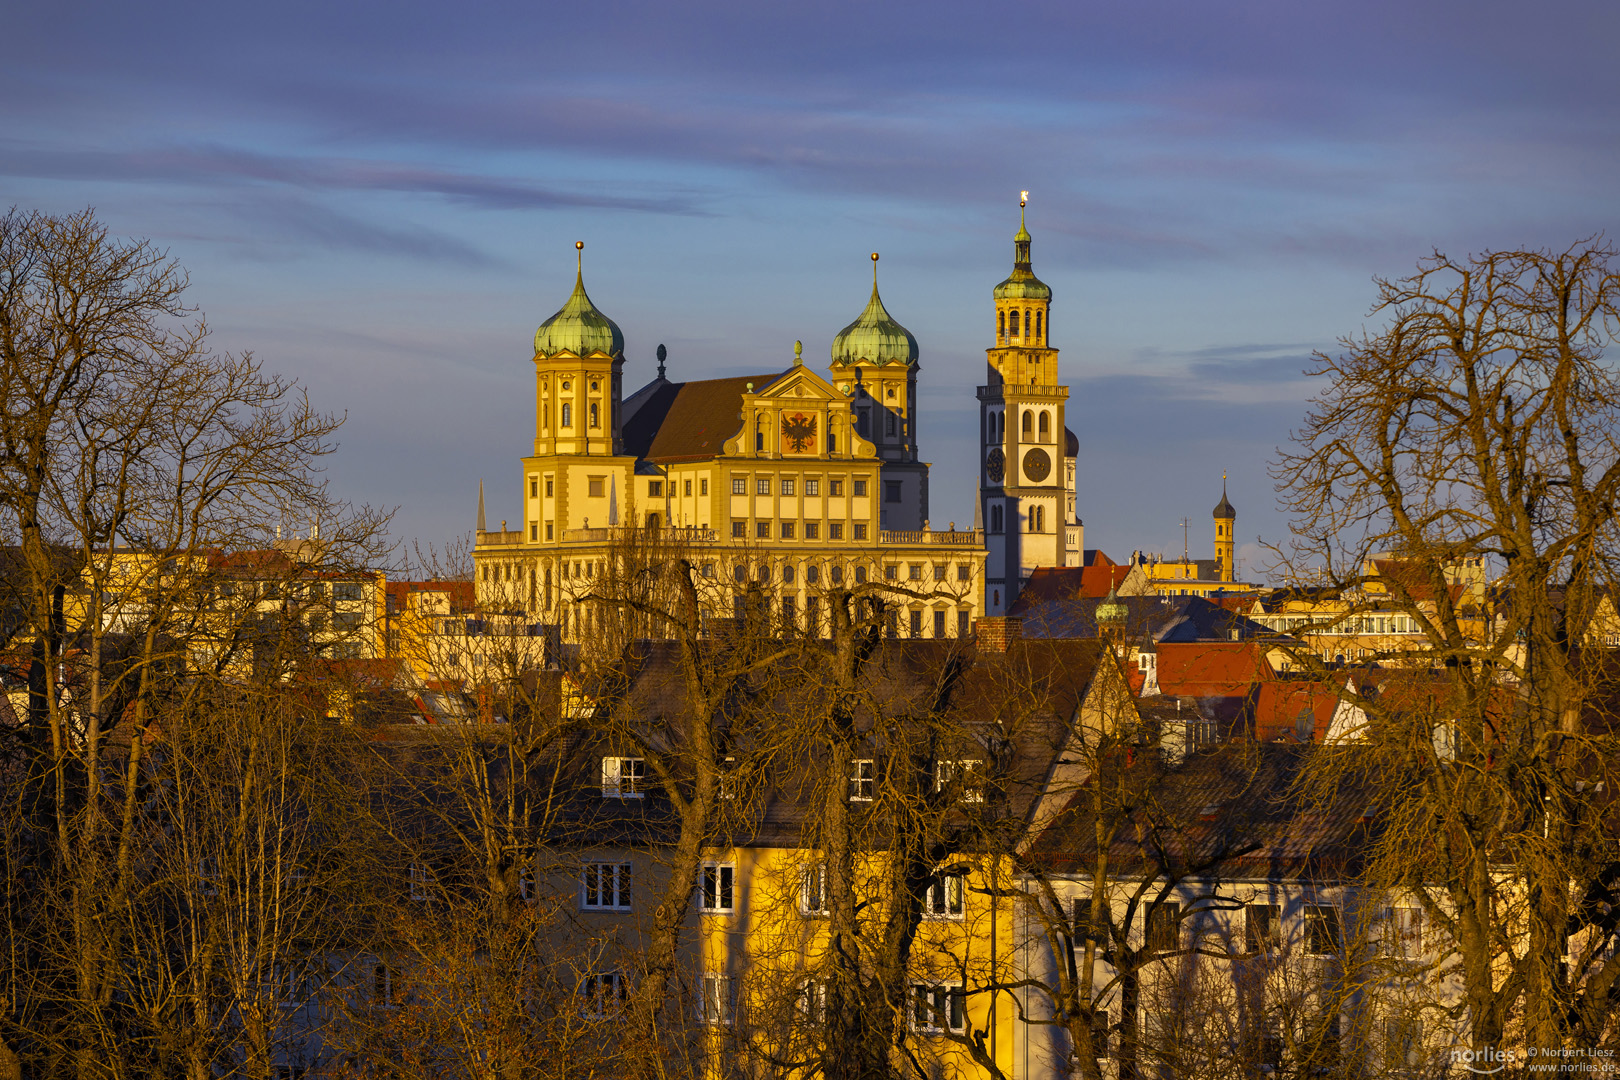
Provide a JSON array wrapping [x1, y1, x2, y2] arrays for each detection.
[[974, 616, 1022, 653]]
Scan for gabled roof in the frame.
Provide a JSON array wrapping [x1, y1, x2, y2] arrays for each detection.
[[624, 372, 787, 463], [1155, 641, 1274, 697], [1014, 594, 1277, 644], [1026, 743, 1379, 882]]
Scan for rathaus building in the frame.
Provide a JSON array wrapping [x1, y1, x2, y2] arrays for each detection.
[[471, 204, 1079, 639]]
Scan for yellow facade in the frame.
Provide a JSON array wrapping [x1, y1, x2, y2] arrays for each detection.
[[475, 256, 989, 644]]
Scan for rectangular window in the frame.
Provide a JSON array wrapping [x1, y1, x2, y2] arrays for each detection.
[[885, 565, 899, 581], [732, 521, 747, 538], [852, 524, 867, 540], [332, 611, 364, 632], [805, 523, 820, 539], [1246, 903, 1281, 953], [806, 479, 820, 496], [909, 563, 923, 581], [408, 863, 431, 901], [781, 522, 795, 539], [371, 963, 398, 1007], [1147, 902, 1181, 954], [909, 609, 922, 636], [648, 481, 663, 497], [579, 972, 627, 1019], [601, 757, 646, 799], [701, 478, 709, 495], [958, 610, 970, 636], [798, 981, 828, 1025], [935, 760, 984, 803], [800, 864, 828, 915], [700, 863, 735, 913], [589, 478, 605, 498], [530, 522, 538, 542], [781, 479, 795, 496], [582, 862, 632, 910], [546, 522, 554, 541], [853, 479, 868, 497], [757, 521, 771, 539], [757, 478, 771, 495], [934, 610, 946, 638], [957, 564, 970, 582], [910, 983, 965, 1033], [732, 477, 748, 495], [849, 759, 875, 801], [933, 564, 947, 580], [829, 523, 844, 540], [1381, 906, 1423, 958], [546, 478, 554, 497], [885, 480, 902, 503], [529, 478, 538, 497], [699, 975, 735, 1025], [924, 873, 965, 919], [1305, 904, 1341, 956], [684, 479, 693, 496], [830, 480, 844, 497], [334, 582, 363, 603]]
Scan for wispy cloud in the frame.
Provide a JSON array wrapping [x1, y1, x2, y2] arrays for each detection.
[[0, 142, 712, 216]]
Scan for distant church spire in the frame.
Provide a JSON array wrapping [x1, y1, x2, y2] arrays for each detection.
[[476, 479, 486, 533]]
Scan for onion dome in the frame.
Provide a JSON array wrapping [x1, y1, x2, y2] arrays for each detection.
[[1096, 585, 1128, 627], [994, 201, 1052, 301], [1213, 477, 1236, 520], [534, 243, 624, 358], [831, 253, 919, 368]]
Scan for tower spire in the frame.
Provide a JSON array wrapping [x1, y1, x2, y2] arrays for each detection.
[[476, 479, 486, 533]]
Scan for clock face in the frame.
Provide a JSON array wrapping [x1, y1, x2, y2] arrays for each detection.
[[985, 447, 1005, 484], [1023, 447, 1051, 482]]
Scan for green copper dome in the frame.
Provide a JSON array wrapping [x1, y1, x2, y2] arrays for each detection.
[[994, 205, 1052, 301], [831, 259, 919, 368], [534, 257, 624, 358], [1096, 585, 1128, 626]]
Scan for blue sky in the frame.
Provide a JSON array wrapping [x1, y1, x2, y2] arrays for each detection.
[[5, 0, 1617, 579]]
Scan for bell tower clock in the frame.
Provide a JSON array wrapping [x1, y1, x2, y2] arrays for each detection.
[[979, 194, 1080, 615]]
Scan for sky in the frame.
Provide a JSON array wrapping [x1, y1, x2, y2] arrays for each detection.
[[4, 0, 1618, 581]]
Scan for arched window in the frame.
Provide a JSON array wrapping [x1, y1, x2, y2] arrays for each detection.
[[1038, 411, 1050, 441], [1022, 411, 1033, 435], [1023, 310, 1031, 337], [590, 402, 600, 428], [1035, 310, 1042, 340], [998, 310, 1005, 337], [561, 403, 572, 428]]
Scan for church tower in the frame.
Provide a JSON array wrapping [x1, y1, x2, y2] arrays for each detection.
[[829, 253, 928, 530], [1213, 477, 1236, 583], [979, 196, 1080, 614]]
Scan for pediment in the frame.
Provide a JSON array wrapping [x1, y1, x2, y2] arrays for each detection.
[[755, 366, 842, 403]]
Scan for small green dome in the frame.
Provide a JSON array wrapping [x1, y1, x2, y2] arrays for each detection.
[[534, 260, 624, 358], [831, 274, 919, 368], [1096, 585, 1128, 625], [994, 204, 1052, 301]]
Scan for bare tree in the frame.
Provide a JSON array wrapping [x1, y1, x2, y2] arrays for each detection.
[[1273, 240, 1620, 1056]]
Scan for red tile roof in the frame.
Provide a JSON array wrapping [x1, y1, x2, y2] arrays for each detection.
[[1155, 641, 1274, 697]]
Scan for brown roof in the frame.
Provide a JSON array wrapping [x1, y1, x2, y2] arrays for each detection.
[[625, 372, 787, 463]]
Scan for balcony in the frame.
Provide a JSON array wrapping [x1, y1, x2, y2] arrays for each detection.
[[976, 384, 1069, 400], [879, 529, 984, 546]]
